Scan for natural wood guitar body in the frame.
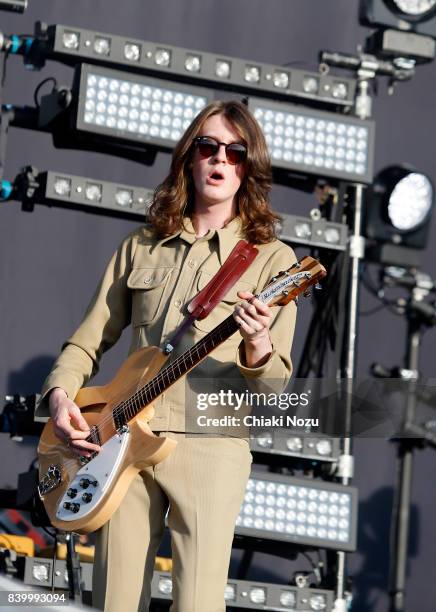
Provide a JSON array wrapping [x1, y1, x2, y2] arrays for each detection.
[[37, 346, 177, 534]]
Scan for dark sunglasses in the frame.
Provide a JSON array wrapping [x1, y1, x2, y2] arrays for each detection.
[[193, 136, 247, 165]]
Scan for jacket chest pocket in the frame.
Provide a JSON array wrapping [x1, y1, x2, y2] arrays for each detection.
[[128, 267, 173, 327], [192, 271, 256, 333]]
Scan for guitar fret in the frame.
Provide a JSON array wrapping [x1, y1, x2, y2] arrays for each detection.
[[110, 313, 253, 429]]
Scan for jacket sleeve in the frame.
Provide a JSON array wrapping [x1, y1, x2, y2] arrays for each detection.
[[35, 230, 139, 421], [235, 241, 298, 394]]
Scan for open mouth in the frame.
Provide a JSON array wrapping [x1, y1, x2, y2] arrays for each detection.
[[207, 170, 225, 184]]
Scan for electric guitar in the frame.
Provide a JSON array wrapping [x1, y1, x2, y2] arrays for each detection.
[[37, 256, 326, 533]]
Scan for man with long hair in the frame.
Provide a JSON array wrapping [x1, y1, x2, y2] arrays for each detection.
[[37, 100, 298, 611]]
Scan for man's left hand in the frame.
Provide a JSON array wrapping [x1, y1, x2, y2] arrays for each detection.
[[233, 291, 272, 343]]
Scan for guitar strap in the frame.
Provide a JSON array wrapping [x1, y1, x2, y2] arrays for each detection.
[[164, 239, 258, 354]]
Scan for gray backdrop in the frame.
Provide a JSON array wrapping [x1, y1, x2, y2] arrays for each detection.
[[0, 1, 435, 610]]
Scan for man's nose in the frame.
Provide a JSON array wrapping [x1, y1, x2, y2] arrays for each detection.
[[213, 143, 227, 162]]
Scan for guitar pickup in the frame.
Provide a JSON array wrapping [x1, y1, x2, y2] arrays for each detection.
[[38, 464, 62, 496]]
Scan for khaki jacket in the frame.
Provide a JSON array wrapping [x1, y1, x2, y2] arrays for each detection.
[[36, 216, 297, 431]]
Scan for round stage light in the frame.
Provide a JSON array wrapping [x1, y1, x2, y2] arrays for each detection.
[[365, 165, 434, 263], [388, 172, 433, 231], [392, 0, 436, 15]]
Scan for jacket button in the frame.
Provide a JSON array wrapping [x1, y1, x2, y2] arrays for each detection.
[[144, 276, 152, 284], [174, 299, 182, 308], [188, 259, 196, 268]]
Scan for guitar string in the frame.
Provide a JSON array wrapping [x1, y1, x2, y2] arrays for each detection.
[[56, 317, 236, 474], [54, 270, 315, 475], [83, 298, 246, 443], [101, 269, 312, 433], [49, 267, 315, 474]]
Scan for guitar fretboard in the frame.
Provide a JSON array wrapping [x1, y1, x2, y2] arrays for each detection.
[[112, 314, 239, 429], [85, 264, 315, 444]]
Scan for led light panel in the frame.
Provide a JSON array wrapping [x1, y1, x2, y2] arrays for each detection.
[[249, 97, 375, 183], [151, 572, 335, 610], [277, 213, 348, 251], [76, 64, 211, 148], [235, 472, 358, 551], [250, 428, 341, 462], [44, 171, 153, 219], [50, 24, 356, 106]]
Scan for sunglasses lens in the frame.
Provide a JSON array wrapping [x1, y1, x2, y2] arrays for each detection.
[[196, 138, 218, 158], [195, 137, 247, 164], [226, 144, 247, 165]]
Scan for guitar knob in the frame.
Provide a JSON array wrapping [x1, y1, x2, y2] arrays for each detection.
[[82, 492, 93, 503], [67, 488, 77, 498], [63, 501, 80, 512], [79, 478, 90, 489]]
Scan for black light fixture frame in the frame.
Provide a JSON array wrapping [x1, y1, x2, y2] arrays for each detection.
[[360, 0, 436, 37]]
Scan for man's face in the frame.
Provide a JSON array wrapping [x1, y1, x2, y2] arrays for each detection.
[[191, 113, 245, 212]]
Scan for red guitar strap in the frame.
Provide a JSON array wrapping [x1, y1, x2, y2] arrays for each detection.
[[164, 239, 258, 354]]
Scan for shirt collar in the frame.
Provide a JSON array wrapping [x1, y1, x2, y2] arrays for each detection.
[[154, 216, 245, 265]]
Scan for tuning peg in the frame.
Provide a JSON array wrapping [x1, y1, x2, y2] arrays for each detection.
[[291, 262, 302, 269], [315, 283, 322, 290], [303, 290, 311, 298]]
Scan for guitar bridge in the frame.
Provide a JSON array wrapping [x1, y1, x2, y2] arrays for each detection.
[[38, 464, 62, 496]]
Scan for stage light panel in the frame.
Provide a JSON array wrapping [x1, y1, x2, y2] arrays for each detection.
[[24, 557, 335, 610], [277, 213, 348, 251], [48, 24, 356, 107], [44, 171, 153, 219], [249, 97, 375, 183], [151, 572, 335, 610], [76, 64, 210, 149], [235, 471, 358, 551]]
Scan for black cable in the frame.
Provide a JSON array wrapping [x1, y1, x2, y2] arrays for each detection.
[[296, 250, 344, 377], [289, 550, 323, 587], [300, 550, 323, 585], [40, 525, 56, 540], [51, 529, 58, 593], [361, 265, 402, 315], [34, 77, 57, 109]]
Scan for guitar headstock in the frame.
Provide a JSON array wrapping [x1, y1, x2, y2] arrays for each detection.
[[259, 256, 327, 307]]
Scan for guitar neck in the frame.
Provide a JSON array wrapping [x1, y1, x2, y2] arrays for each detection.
[[109, 258, 325, 431], [113, 314, 239, 428]]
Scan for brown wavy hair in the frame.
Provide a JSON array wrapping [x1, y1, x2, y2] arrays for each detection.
[[147, 100, 280, 243]]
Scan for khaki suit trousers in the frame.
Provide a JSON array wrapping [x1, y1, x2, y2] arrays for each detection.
[[92, 432, 252, 612]]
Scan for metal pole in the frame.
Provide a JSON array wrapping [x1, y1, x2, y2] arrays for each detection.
[[334, 183, 365, 608], [389, 308, 421, 612]]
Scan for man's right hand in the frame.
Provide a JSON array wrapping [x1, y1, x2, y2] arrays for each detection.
[[48, 388, 101, 457]]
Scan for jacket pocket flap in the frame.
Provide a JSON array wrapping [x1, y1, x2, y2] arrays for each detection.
[[127, 267, 172, 290]]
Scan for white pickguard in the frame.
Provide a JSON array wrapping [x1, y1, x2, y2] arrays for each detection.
[[56, 428, 130, 522]]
